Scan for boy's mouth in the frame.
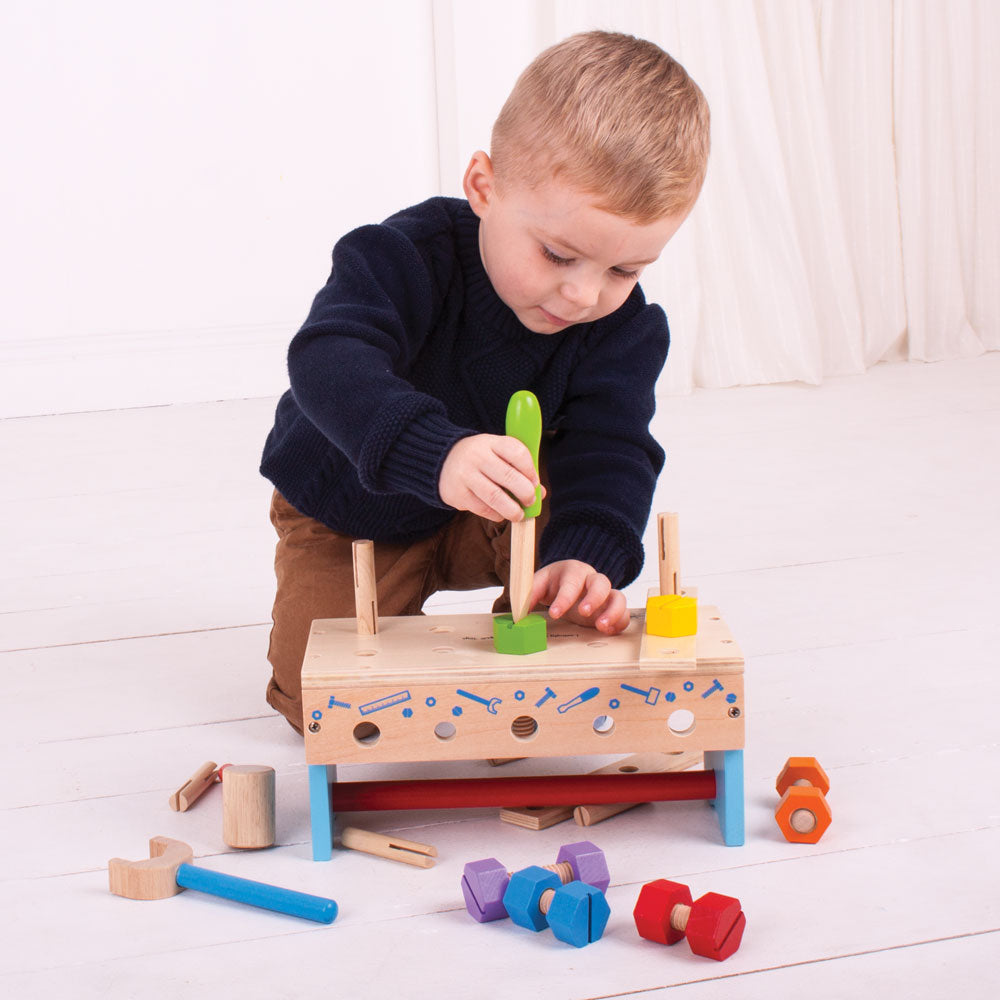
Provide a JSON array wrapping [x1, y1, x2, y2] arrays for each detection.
[[538, 306, 573, 328]]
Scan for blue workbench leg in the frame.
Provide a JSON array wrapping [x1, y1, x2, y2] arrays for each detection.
[[309, 764, 337, 861], [705, 750, 745, 846]]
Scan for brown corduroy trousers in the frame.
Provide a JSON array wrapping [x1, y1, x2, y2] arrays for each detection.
[[265, 490, 548, 732]]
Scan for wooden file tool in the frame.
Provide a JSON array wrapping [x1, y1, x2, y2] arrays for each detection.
[[506, 390, 542, 622]]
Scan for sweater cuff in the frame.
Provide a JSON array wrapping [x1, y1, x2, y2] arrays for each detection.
[[373, 410, 473, 508], [539, 522, 631, 588]]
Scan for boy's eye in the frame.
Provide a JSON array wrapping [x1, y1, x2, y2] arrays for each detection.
[[611, 266, 639, 280], [541, 245, 573, 266]]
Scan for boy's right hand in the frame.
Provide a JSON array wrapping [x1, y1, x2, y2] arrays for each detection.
[[439, 434, 542, 522]]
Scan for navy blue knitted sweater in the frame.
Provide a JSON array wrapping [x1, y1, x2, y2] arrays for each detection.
[[260, 197, 669, 587]]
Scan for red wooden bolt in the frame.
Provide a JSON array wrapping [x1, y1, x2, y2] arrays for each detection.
[[633, 879, 746, 961]]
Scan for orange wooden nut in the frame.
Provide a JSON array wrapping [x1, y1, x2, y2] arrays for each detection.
[[775, 756, 830, 797], [775, 785, 832, 843]]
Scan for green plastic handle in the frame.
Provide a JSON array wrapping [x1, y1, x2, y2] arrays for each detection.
[[505, 390, 542, 518]]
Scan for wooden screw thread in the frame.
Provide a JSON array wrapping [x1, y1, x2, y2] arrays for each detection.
[[790, 777, 821, 832], [352, 540, 378, 635], [511, 716, 538, 738], [539, 887, 556, 915], [670, 902, 692, 934], [790, 808, 819, 833], [506, 860, 574, 883], [657, 513, 681, 596]]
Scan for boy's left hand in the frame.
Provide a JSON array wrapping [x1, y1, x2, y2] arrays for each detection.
[[528, 560, 630, 635]]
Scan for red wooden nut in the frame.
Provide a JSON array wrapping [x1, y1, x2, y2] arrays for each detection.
[[633, 879, 746, 961]]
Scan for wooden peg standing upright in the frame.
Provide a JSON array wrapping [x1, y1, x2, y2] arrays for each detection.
[[222, 765, 276, 849], [352, 539, 378, 635], [657, 512, 681, 596]]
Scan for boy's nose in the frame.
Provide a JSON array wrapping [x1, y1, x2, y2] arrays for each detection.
[[560, 277, 601, 311]]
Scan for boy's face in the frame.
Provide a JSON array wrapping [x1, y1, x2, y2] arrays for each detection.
[[464, 153, 688, 334]]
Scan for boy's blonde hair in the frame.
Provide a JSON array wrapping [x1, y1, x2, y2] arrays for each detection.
[[491, 31, 710, 223]]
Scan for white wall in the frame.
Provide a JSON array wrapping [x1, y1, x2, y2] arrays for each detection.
[[0, 0, 440, 417]]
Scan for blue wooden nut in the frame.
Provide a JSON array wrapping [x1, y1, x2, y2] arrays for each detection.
[[548, 881, 612, 948], [503, 866, 561, 932]]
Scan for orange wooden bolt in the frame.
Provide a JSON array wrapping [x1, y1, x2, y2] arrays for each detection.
[[775, 757, 832, 843]]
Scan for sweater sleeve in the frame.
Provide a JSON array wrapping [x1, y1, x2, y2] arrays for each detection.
[[539, 301, 669, 587], [286, 222, 473, 507]]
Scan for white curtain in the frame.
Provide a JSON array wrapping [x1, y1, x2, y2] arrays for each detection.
[[433, 0, 999, 391]]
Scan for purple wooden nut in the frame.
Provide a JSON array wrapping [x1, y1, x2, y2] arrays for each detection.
[[557, 841, 610, 893], [461, 858, 510, 922]]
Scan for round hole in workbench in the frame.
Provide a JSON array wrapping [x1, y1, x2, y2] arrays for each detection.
[[353, 721, 381, 746], [667, 709, 696, 736], [354, 649, 377, 657], [510, 715, 538, 740], [429, 625, 454, 633], [434, 721, 457, 741], [593, 715, 615, 737], [587, 640, 608, 647], [618, 764, 638, 773], [431, 646, 454, 654]]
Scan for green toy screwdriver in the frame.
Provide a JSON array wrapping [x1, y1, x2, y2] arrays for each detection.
[[505, 390, 542, 622]]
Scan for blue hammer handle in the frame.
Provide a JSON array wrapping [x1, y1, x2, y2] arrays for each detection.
[[175, 862, 338, 924]]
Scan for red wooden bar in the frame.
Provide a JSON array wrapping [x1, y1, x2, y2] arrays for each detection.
[[329, 769, 717, 813]]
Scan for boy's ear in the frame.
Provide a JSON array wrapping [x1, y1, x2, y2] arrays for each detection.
[[463, 151, 496, 218]]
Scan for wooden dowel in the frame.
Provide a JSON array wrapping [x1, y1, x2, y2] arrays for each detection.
[[169, 761, 218, 812], [509, 517, 535, 623], [657, 512, 681, 595], [222, 765, 276, 849], [352, 540, 378, 635], [340, 827, 437, 868]]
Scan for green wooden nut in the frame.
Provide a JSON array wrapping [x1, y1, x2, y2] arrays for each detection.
[[493, 613, 547, 655]]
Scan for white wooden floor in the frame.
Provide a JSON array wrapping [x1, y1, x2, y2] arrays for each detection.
[[3, 354, 999, 999]]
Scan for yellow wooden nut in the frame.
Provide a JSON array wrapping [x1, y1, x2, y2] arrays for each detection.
[[645, 594, 698, 637]]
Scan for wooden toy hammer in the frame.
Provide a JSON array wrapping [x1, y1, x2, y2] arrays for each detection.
[[109, 836, 337, 923]]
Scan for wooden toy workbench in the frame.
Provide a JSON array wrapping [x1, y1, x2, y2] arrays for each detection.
[[301, 604, 745, 860]]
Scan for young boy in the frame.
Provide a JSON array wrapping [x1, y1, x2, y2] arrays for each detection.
[[260, 31, 710, 733]]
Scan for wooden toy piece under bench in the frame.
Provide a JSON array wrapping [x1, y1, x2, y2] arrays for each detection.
[[108, 836, 337, 924], [500, 751, 704, 830]]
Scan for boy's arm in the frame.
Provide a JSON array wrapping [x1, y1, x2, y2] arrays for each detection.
[[286, 222, 471, 507], [538, 302, 669, 590]]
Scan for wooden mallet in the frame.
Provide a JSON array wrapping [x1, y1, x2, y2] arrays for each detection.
[[108, 836, 337, 923]]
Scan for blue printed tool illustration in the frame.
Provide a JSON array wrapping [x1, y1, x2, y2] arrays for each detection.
[[359, 690, 412, 716], [702, 679, 724, 699], [620, 682, 660, 705], [457, 688, 502, 715], [557, 686, 600, 714]]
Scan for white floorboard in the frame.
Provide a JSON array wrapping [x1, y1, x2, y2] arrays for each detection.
[[3, 354, 999, 998]]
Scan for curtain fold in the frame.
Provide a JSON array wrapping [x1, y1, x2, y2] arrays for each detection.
[[436, 0, 998, 390]]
